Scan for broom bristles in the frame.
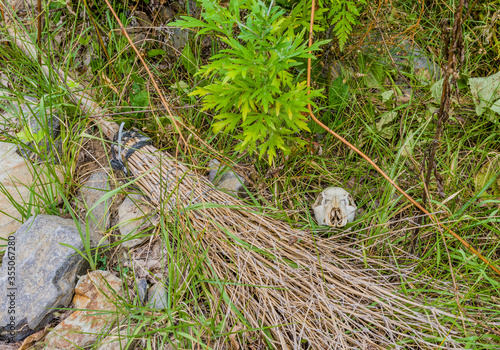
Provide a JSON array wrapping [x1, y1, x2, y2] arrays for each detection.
[[120, 140, 466, 348]]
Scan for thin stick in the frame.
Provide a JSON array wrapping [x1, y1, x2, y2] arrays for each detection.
[[102, 0, 186, 144], [413, 1, 467, 253], [37, 0, 41, 66], [306, 0, 500, 276]]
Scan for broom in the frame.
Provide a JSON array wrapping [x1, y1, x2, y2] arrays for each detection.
[[4, 8, 476, 349]]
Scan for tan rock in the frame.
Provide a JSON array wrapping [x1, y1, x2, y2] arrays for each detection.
[[45, 271, 124, 349], [95, 332, 138, 350]]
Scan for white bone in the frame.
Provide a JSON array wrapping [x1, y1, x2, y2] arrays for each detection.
[[312, 187, 357, 227]]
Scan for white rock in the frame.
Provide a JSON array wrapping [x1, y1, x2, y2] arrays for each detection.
[[0, 142, 63, 240], [312, 187, 357, 227]]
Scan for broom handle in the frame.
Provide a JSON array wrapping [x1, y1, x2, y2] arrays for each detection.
[[4, 13, 118, 140]]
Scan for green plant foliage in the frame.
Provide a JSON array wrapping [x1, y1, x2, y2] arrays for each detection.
[[170, 0, 329, 163], [329, 0, 366, 49], [129, 74, 149, 114], [474, 157, 500, 197], [281, 0, 329, 34], [280, 0, 365, 49], [181, 44, 197, 76]]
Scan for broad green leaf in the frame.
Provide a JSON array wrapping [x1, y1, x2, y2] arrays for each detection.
[[474, 157, 500, 197], [376, 111, 398, 131], [16, 128, 45, 144], [148, 49, 165, 57], [130, 90, 149, 108], [468, 71, 500, 118], [430, 78, 444, 103], [400, 132, 415, 157], [381, 90, 394, 103]]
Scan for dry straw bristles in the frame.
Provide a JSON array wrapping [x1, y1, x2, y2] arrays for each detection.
[[114, 138, 468, 349]]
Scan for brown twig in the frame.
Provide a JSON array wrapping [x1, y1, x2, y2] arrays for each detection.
[[102, 0, 186, 146], [82, 0, 118, 79], [411, 0, 467, 254], [306, 0, 500, 276]]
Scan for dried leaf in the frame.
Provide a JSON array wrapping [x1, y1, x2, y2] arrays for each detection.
[[434, 167, 445, 198], [19, 327, 49, 350], [229, 326, 242, 350]]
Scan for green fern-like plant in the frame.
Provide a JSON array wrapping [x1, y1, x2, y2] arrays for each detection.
[[329, 0, 366, 49], [278, 0, 365, 50], [170, 0, 329, 163]]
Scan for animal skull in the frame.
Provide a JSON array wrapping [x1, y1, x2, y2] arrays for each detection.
[[312, 187, 357, 227]]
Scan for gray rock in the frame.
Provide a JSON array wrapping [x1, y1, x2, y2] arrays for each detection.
[[1, 96, 63, 163], [361, 36, 441, 80], [136, 278, 148, 306], [168, 28, 189, 54], [0, 142, 62, 238], [208, 159, 247, 196], [81, 171, 113, 233], [117, 194, 156, 248], [0, 214, 100, 342], [147, 282, 168, 309]]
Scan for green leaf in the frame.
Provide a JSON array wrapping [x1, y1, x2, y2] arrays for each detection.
[[431, 78, 444, 104], [148, 49, 165, 57], [376, 111, 398, 131], [329, 76, 349, 107], [474, 157, 500, 197], [181, 44, 197, 76], [381, 90, 394, 103], [468, 71, 500, 118], [168, 0, 329, 162], [130, 90, 149, 108], [16, 128, 45, 144]]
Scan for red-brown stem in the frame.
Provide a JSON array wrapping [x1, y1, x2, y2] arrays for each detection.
[[306, 0, 500, 276]]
